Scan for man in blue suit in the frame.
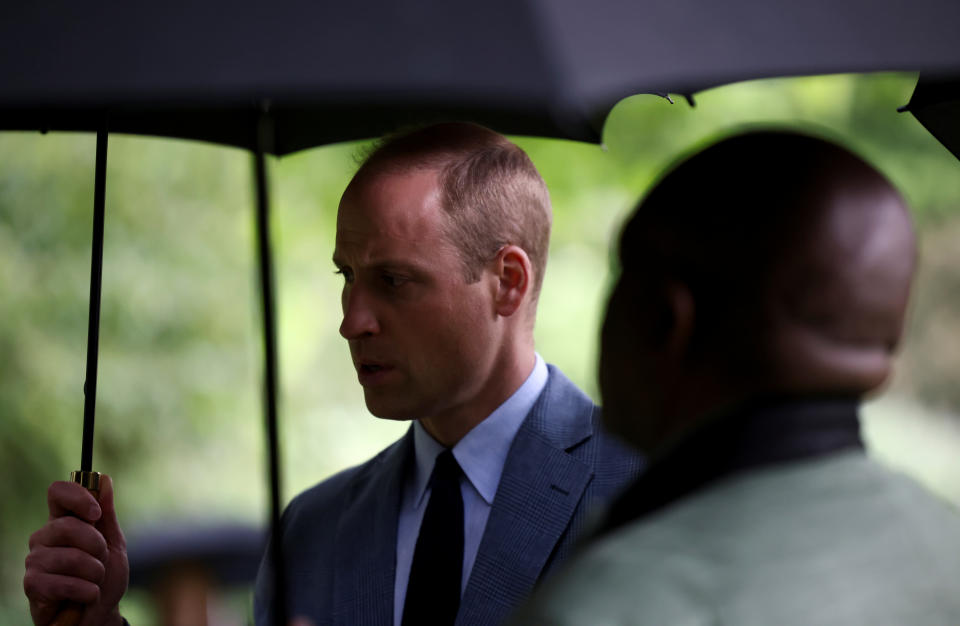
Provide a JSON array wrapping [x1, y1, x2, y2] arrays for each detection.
[[23, 123, 641, 626], [252, 123, 642, 625]]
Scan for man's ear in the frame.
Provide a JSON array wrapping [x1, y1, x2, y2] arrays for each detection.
[[492, 245, 532, 317]]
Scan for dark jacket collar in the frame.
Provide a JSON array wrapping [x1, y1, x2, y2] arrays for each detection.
[[600, 396, 863, 536]]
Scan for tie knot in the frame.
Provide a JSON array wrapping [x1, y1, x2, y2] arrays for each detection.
[[432, 449, 461, 485]]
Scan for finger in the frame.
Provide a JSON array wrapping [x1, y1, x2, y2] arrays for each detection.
[[93, 475, 126, 550], [47, 482, 101, 522], [26, 546, 107, 584], [289, 619, 316, 626], [23, 570, 100, 606], [29, 517, 109, 563]]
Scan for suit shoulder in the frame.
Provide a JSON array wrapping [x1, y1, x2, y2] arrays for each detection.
[[542, 364, 597, 412], [282, 436, 406, 530], [584, 414, 646, 499], [539, 365, 644, 490]]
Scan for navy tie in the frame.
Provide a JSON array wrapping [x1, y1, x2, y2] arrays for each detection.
[[402, 449, 464, 626]]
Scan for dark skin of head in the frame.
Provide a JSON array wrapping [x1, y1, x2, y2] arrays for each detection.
[[601, 132, 916, 458]]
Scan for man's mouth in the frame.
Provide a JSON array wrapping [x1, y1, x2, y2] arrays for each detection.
[[356, 361, 394, 385]]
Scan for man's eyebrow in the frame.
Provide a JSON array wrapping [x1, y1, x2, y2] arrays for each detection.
[[332, 257, 427, 274], [369, 259, 426, 273]]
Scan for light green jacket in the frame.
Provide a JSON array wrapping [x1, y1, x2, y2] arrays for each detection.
[[515, 451, 960, 625]]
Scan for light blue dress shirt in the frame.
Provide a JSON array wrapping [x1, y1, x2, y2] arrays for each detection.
[[393, 354, 549, 625]]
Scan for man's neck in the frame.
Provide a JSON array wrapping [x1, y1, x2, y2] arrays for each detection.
[[420, 349, 536, 447]]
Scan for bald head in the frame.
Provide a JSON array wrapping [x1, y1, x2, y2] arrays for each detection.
[[765, 158, 915, 393], [602, 131, 916, 452]]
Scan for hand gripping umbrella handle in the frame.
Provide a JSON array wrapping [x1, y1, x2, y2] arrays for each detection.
[[49, 472, 102, 626]]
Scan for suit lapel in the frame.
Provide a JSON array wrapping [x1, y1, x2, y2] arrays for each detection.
[[332, 429, 412, 626], [457, 367, 595, 626]]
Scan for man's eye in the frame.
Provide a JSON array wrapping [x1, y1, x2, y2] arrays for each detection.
[[382, 273, 408, 288], [334, 268, 354, 283]]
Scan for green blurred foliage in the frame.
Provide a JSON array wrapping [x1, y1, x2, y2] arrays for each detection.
[[2, 73, 959, 623]]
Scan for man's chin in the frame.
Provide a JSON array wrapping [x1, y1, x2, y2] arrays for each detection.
[[363, 393, 419, 422], [369, 411, 418, 422]]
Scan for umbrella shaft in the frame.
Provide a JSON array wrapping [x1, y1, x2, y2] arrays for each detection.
[[254, 110, 288, 626], [81, 128, 108, 472]]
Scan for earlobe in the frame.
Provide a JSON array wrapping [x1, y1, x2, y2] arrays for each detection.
[[494, 245, 532, 317]]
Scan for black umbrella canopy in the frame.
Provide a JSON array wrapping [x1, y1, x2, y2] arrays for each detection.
[[3, 0, 960, 153], [906, 77, 960, 161], [546, 0, 960, 114], [0, 0, 599, 153]]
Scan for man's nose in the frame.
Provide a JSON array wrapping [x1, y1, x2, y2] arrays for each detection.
[[339, 286, 380, 339]]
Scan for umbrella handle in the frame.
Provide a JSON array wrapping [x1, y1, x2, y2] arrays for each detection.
[[49, 606, 82, 626], [48, 472, 102, 626]]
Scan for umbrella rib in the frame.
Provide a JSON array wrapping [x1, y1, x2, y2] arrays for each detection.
[[81, 127, 108, 473], [253, 108, 288, 626]]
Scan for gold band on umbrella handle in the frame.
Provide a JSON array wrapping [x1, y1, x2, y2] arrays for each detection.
[[50, 471, 103, 626], [70, 470, 101, 493]]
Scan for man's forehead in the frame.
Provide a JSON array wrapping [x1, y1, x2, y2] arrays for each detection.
[[333, 219, 423, 263], [340, 164, 439, 216], [333, 219, 459, 272], [334, 167, 457, 263]]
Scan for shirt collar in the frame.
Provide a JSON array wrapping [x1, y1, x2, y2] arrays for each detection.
[[411, 353, 549, 508]]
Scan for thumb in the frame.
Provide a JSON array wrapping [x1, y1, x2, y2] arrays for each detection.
[[95, 474, 126, 549]]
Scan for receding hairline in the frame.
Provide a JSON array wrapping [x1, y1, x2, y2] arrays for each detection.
[[340, 156, 442, 205], [342, 125, 516, 207]]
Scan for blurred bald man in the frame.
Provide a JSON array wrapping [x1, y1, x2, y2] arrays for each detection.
[[516, 131, 960, 625]]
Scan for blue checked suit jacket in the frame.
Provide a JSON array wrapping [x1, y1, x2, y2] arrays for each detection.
[[254, 365, 644, 625]]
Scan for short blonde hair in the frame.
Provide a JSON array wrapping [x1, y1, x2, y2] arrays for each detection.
[[353, 122, 552, 299]]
